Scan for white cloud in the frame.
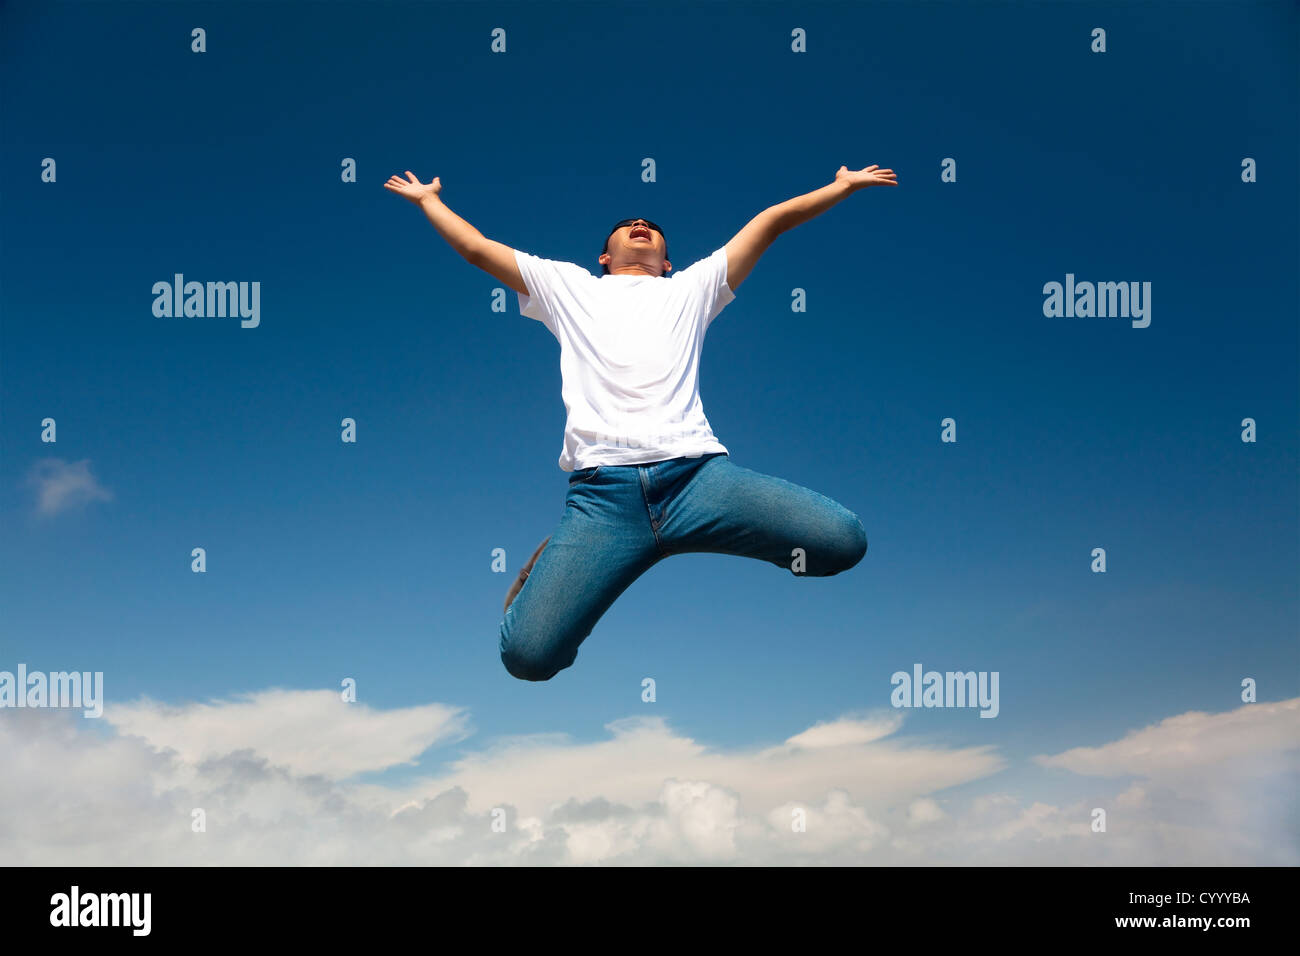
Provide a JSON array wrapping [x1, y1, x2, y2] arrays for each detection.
[[785, 713, 901, 749], [106, 688, 469, 780], [658, 779, 742, 860], [26, 458, 112, 516], [1036, 698, 1300, 776], [401, 711, 1002, 825], [0, 693, 1295, 865], [1027, 699, 1300, 865], [906, 797, 947, 826], [766, 789, 890, 855]]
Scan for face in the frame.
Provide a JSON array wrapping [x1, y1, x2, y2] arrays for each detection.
[[601, 219, 671, 276]]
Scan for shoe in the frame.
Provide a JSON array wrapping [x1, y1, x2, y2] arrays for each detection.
[[504, 537, 550, 613]]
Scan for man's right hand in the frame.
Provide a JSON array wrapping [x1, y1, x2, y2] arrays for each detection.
[[384, 171, 442, 205]]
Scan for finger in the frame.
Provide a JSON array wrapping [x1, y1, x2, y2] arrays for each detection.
[[405, 171, 419, 183]]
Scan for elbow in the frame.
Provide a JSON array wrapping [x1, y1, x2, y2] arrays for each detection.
[[461, 241, 486, 268]]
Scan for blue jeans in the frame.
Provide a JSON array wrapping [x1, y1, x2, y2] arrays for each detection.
[[499, 453, 867, 681]]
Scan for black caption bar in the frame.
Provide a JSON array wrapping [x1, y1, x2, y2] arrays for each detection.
[[1, 866, 1288, 942]]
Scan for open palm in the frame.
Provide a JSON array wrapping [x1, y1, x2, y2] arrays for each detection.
[[384, 171, 441, 204], [835, 164, 898, 190]]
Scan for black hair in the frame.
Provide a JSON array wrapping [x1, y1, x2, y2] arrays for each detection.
[[600, 220, 669, 276]]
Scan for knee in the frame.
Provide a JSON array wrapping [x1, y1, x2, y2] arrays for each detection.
[[499, 618, 573, 682], [501, 646, 561, 682], [818, 513, 867, 576]]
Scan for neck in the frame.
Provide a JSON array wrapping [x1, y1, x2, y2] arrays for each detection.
[[608, 263, 661, 277]]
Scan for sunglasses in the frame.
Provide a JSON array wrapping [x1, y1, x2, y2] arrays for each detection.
[[610, 218, 665, 238]]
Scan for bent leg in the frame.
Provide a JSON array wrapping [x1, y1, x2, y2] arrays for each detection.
[[659, 455, 867, 576], [498, 473, 659, 681]]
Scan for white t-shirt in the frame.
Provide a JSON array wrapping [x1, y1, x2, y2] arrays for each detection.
[[514, 246, 737, 471]]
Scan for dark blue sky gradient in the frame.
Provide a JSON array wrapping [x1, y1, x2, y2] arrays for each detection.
[[1, 1, 1295, 787]]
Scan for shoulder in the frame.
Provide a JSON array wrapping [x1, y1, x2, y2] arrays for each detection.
[[669, 247, 727, 280], [668, 248, 731, 291], [515, 250, 594, 281]]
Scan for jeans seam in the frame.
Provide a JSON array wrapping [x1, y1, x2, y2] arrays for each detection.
[[637, 467, 667, 557]]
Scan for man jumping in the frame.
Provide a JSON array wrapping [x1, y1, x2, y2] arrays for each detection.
[[384, 164, 898, 680]]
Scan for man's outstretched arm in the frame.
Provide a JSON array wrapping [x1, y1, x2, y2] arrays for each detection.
[[384, 171, 529, 295], [723, 164, 898, 291]]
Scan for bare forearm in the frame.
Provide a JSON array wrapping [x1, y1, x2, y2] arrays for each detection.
[[762, 179, 857, 236], [417, 194, 487, 262], [723, 165, 894, 289]]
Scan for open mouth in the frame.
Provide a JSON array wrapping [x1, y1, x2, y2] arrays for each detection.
[[629, 225, 653, 242]]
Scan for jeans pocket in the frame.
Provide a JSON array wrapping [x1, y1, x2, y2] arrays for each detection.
[[568, 465, 602, 485]]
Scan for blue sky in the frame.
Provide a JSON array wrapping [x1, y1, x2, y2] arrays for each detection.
[[1, 0, 1296, 847]]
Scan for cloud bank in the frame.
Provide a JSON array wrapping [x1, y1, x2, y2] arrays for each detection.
[[0, 694, 1295, 865]]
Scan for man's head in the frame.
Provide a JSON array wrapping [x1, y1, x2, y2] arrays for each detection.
[[599, 218, 671, 277]]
